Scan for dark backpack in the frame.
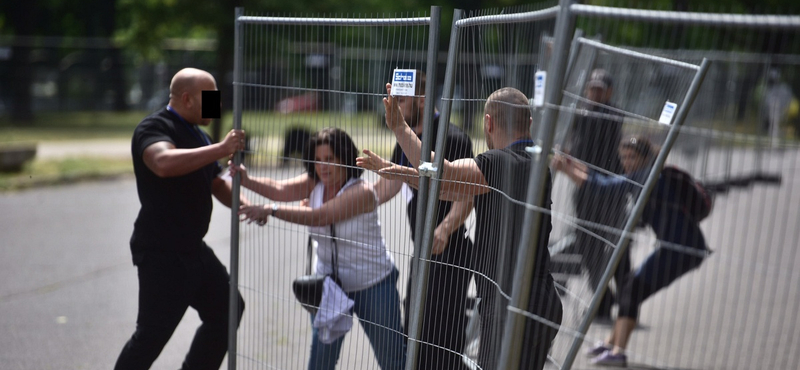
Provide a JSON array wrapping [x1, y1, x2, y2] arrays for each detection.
[[659, 166, 713, 221]]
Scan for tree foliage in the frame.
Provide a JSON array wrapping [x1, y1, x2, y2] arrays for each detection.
[[1, 0, 798, 124]]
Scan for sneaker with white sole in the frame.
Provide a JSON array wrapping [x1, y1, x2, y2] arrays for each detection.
[[585, 341, 611, 358], [590, 350, 627, 367]]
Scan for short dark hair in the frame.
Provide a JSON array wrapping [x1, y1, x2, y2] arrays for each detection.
[[619, 135, 656, 163], [414, 69, 426, 96], [485, 87, 531, 134], [586, 69, 613, 90], [303, 127, 364, 182]]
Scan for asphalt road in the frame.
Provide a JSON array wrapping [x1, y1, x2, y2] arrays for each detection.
[[0, 178, 220, 370], [1, 147, 799, 370], [0, 170, 414, 370]]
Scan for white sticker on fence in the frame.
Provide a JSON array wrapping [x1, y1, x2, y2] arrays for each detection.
[[391, 69, 417, 97], [533, 71, 546, 107], [659, 101, 678, 125]]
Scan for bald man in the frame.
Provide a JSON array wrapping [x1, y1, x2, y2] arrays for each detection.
[[115, 68, 246, 370], [359, 87, 562, 370]]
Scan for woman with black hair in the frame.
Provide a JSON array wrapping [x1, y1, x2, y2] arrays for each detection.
[[552, 136, 709, 367], [232, 127, 405, 370]]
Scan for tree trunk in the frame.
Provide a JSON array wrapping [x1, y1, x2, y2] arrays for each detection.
[[95, 0, 128, 112], [9, 45, 34, 123], [8, 0, 38, 124], [211, 0, 243, 142]]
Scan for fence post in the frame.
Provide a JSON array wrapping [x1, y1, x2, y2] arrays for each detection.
[[497, 0, 577, 369], [228, 7, 245, 370], [404, 6, 442, 370]]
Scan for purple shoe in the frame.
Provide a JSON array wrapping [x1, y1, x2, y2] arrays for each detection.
[[585, 341, 611, 358], [590, 350, 627, 367]]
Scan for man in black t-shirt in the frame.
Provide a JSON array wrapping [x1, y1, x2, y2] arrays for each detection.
[[373, 71, 475, 370], [559, 69, 629, 321], [115, 68, 246, 370], [359, 86, 563, 370]]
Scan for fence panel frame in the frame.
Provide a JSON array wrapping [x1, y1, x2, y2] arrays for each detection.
[[229, 8, 442, 370]]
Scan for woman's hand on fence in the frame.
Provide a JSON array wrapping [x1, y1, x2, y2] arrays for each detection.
[[228, 161, 251, 184], [239, 204, 268, 226]]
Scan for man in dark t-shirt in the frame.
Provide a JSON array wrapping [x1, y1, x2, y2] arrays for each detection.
[[373, 70, 475, 370], [115, 68, 246, 370], [559, 69, 630, 321], [360, 86, 563, 370]]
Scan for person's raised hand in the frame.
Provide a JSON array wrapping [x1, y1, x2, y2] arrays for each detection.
[[221, 129, 246, 156], [356, 149, 392, 172], [383, 83, 407, 132]]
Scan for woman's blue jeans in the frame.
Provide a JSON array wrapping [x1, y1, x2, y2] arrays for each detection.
[[307, 268, 406, 370]]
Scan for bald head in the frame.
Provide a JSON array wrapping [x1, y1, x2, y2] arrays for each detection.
[[484, 87, 531, 135], [168, 68, 217, 125], [170, 68, 215, 101]]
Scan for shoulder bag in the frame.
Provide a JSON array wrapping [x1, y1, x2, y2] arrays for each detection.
[[292, 224, 343, 314]]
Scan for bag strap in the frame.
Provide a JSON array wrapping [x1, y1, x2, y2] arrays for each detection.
[[305, 235, 313, 275], [330, 223, 339, 281]]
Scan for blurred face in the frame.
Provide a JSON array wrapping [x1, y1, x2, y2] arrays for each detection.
[[619, 147, 645, 174], [314, 144, 347, 187], [189, 77, 218, 126], [584, 85, 611, 105], [397, 96, 423, 128]]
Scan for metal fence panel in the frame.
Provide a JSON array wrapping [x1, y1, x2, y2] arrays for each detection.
[[230, 9, 440, 370], [230, 3, 800, 370]]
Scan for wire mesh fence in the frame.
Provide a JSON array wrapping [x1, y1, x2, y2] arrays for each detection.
[[230, 2, 800, 370], [230, 9, 440, 370]]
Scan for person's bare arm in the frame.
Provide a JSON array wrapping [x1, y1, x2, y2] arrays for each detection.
[[211, 177, 251, 209], [375, 160, 485, 202], [355, 149, 402, 205], [143, 129, 244, 178], [382, 84, 490, 199], [229, 162, 315, 202], [551, 154, 588, 187], [431, 198, 474, 255], [374, 177, 402, 205], [383, 83, 427, 168], [238, 181, 377, 227]]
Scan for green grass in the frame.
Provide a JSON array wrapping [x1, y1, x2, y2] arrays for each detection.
[[0, 109, 398, 191], [0, 110, 392, 142], [0, 157, 133, 191], [0, 111, 148, 142]]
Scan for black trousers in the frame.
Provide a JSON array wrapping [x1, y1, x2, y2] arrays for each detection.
[[554, 188, 631, 318], [476, 276, 563, 370], [404, 233, 474, 370], [558, 233, 631, 318], [115, 244, 245, 370]]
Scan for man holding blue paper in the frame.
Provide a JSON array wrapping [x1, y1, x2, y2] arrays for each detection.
[[360, 85, 562, 370], [372, 69, 475, 370]]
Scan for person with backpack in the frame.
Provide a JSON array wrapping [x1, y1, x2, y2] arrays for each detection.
[[552, 136, 710, 367]]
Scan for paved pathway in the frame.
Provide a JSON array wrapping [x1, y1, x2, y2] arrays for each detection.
[[2, 142, 799, 370], [36, 139, 131, 160]]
